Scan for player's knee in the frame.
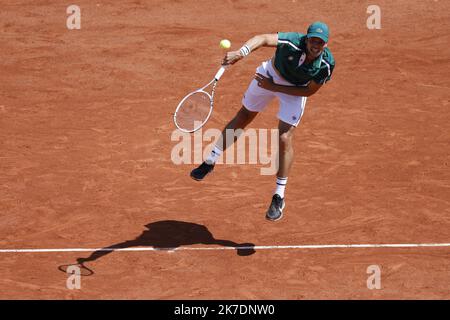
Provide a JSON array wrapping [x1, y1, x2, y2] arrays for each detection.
[[237, 106, 256, 123], [279, 132, 293, 150]]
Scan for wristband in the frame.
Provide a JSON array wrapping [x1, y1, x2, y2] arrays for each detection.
[[239, 45, 251, 57]]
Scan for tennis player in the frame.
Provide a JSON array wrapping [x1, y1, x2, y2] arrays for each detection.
[[191, 22, 335, 221]]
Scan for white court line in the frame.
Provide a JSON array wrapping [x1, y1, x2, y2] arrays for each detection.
[[1, 243, 450, 253]]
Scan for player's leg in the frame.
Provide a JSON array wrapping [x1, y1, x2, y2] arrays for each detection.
[[266, 94, 307, 221], [277, 120, 297, 179], [191, 65, 274, 181], [265, 120, 295, 221], [190, 107, 259, 181], [206, 106, 258, 163]]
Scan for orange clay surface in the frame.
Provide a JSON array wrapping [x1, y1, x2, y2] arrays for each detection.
[[0, 0, 449, 299]]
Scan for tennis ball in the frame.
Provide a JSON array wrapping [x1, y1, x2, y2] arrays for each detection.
[[219, 39, 231, 49]]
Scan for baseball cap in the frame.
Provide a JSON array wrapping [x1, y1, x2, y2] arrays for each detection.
[[307, 21, 329, 43]]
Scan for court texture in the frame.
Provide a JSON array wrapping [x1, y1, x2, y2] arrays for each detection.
[[0, 0, 449, 299]]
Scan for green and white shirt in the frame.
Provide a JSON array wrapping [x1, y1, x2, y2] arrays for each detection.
[[274, 32, 335, 86]]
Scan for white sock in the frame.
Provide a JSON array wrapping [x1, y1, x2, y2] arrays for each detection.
[[205, 145, 222, 165], [274, 177, 288, 199]]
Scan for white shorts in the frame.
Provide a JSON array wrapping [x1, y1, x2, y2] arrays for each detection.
[[242, 59, 307, 127]]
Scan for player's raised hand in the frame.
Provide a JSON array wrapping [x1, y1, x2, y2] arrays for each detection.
[[222, 51, 243, 65]]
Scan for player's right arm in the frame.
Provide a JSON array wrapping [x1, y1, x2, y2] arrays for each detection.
[[244, 33, 279, 50], [223, 34, 278, 65]]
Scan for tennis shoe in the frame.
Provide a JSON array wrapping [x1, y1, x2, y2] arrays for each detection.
[[265, 194, 285, 221], [190, 161, 214, 181]]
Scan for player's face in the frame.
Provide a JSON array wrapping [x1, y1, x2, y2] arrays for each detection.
[[306, 37, 327, 58]]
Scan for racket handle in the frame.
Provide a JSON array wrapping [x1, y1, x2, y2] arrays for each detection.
[[214, 66, 226, 81]]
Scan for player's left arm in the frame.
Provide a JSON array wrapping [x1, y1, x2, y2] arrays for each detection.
[[254, 74, 323, 97]]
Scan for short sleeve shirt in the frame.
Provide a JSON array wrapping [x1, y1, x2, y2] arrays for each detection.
[[274, 32, 335, 86]]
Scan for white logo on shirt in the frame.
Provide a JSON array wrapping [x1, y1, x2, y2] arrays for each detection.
[[298, 52, 306, 66]]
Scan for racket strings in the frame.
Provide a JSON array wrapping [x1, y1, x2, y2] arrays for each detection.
[[175, 90, 213, 132]]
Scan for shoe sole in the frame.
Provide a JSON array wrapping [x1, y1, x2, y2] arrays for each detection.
[[190, 170, 213, 181], [190, 173, 203, 181], [265, 201, 285, 222]]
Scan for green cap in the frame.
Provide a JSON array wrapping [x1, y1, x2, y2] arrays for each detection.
[[307, 21, 329, 43]]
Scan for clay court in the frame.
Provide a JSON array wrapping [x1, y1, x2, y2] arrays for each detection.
[[1, 0, 449, 299]]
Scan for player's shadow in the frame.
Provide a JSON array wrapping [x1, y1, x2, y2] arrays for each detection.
[[76, 220, 255, 265]]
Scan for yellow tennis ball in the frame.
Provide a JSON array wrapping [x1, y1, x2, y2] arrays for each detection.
[[220, 39, 231, 49]]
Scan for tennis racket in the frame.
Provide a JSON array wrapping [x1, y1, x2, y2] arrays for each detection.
[[173, 66, 226, 133]]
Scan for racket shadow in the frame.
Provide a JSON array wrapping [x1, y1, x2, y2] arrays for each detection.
[[58, 263, 94, 276], [60, 220, 256, 275]]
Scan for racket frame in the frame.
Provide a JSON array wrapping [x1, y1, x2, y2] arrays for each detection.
[[173, 66, 226, 133]]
